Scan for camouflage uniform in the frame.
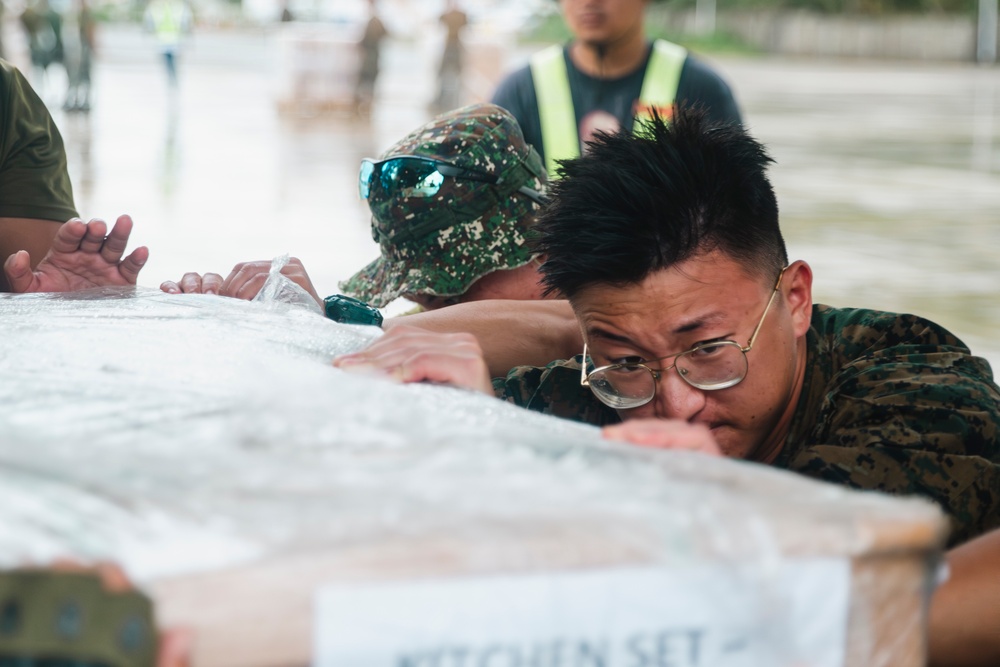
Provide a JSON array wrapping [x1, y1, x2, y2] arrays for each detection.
[[494, 305, 1000, 547], [340, 103, 547, 308]]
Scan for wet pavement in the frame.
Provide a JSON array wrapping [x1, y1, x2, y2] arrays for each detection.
[[10, 24, 1000, 367]]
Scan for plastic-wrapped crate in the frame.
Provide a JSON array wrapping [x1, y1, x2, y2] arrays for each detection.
[[0, 288, 948, 667]]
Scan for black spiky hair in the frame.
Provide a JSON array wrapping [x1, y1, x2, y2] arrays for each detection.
[[534, 105, 787, 299]]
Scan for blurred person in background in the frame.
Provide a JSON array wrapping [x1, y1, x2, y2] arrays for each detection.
[[0, 57, 77, 292], [353, 0, 387, 116], [18, 0, 65, 99], [62, 0, 97, 112], [160, 104, 552, 314], [492, 0, 741, 177], [143, 0, 192, 89], [431, 0, 468, 114]]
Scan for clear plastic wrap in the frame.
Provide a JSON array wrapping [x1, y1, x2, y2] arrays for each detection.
[[0, 287, 947, 667]]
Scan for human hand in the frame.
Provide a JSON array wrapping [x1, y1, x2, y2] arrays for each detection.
[[160, 272, 225, 295], [160, 258, 321, 305], [601, 419, 723, 456], [3, 215, 148, 293], [333, 324, 493, 394], [221, 258, 321, 304]]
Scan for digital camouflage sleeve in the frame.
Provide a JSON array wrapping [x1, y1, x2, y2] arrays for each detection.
[[494, 355, 620, 427], [495, 305, 1000, 548], [775, 306, 1000, 547]]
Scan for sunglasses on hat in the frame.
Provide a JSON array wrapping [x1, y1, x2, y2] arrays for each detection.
[[358, 155, 548, 206]]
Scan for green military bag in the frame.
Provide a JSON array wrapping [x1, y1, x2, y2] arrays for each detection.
[[0, 570, 157, 667]]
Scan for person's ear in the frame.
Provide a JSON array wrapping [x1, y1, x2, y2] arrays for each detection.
[[782, 260, 813, 338]]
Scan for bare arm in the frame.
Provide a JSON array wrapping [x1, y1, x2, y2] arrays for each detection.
[[928, 529, 1000, 667], [384, 299, 582, 378], [0, 217, 61, 292]]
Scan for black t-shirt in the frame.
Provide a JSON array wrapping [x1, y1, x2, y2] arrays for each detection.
[[491, 42, 742, 166]]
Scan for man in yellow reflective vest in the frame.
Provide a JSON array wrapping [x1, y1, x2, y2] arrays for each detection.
[[143, 0, 192, 88], [491, 0, 742, 177]]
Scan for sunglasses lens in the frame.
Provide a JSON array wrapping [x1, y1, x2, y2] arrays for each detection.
[[358, 160, 375, 199], [377, 158, 445, 199]]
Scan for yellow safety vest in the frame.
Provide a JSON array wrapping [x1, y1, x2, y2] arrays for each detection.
[[529, 39, 687, 178]]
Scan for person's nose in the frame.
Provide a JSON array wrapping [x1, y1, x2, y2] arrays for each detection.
[[651, 367, 707, 421]]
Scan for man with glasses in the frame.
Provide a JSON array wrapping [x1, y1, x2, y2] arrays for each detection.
[[335, 107, 1000, 550]]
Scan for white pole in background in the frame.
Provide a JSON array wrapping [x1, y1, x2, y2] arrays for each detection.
[[978, 0, 998, 64], [695, 0, 717, 35]]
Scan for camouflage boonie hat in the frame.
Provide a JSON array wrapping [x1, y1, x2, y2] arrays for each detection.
[[339, 103, 547, 308]]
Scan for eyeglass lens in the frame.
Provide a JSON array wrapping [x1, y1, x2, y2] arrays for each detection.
[[588, 342, 749, 408]]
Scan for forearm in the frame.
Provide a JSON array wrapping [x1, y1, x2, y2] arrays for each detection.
[[384, 299, 581, 377], [928, 529, 1000, 667]]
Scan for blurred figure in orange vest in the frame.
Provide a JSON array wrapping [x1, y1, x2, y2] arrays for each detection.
[[143, 0, 192, 89]]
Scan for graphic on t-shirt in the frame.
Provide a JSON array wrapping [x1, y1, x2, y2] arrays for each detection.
[[579, 110, 620, 153], [634, 100, 675, 122]]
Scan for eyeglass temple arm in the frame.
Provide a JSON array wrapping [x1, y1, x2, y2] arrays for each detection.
[[580, 343, 591, 387], [744, 267, 788, 351]]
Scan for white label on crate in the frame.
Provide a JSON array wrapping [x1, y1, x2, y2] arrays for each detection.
[[314, 560, 849, 667]]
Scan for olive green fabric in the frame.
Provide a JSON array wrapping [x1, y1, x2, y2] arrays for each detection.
[[0, 570, 156, 667], [0, 59, 78, 222], [340, 103, 547, 308], [494, 305, 1000, 547]]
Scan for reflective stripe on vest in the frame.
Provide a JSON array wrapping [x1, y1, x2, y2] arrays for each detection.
[[529, 44, 576, 179], [529, 39, 688, 178]]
